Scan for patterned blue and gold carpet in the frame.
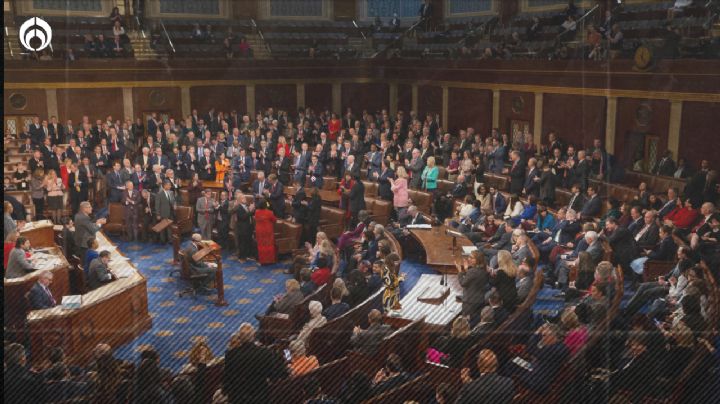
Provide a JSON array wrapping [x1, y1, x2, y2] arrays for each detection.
[[110, 238, 434, 371]]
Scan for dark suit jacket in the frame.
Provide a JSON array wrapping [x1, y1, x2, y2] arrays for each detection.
[[509, 160, 526, 195], [106, 170, 124, 202], [580, 195, 601, 218], [268, 182, 284, 208], [606, 227, 638, 268], [154, 189, 176, 219], [223, 343, 288, 404], [349, 180, 366, 214], [456, 373, 515, 404], [251, 179, 269, 197], [351, 323, 392, 355], [459, 266, 489, 307], [492, 192, 507, 216], [87, 258, 112, 291], [524, 167, 540, 197], [277, 157, 292, 185], [648, 236, 677, 261], [28, 282, 55, 310], [634, 223, 659, 249], [520, 339, 569, 394]]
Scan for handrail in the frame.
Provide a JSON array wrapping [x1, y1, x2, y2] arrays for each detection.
[[352, 19, 367, 40], [5, 26, 13, 58], [135, 15, 145, 39], [251, 18, 272, 55], [371, 18, 424, 59], [556, 4, 600, 41], [159, 19, 175, 53]]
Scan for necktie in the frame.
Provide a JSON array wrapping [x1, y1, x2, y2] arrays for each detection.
[[693, 217, 707, 233], [635, 225, 649, 241], [112, 140, 117, 152], [44, 285, 56, 306], [205, 198, 209, 218]]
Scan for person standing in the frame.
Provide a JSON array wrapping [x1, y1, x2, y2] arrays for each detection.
[[68, 163, 88, 216], [254, 199, 277, 265], [349, 176, 366, 228], [196, 189, 218, 241], [456, 349, 515, 404], [122, 180, 141, 241], [455, 251, 489, 320], [154, 180, 176, 244], [215, 191, 231, 248], [232, 192, 254, 262], [267, 174, 285, 220], [389, 166, 409, 219], [74, 201, 106, 264], [382, 253, 401, 311]]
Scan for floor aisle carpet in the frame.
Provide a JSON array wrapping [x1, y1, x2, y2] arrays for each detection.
[[110, 238, 434, 372]]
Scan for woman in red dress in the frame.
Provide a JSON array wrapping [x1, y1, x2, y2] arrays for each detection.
[[337, 172, 354, 224], [328, 113, 341, 141], [254, 199, 277, 265]]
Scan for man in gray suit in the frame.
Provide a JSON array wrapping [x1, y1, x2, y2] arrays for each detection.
[[406, 148, 425, 189], [155, 180, 176, 244], [6, 237, 35, 279], [196, 189, 218, 241], [515, 258, 535, 305], [87, 250, 113, 291], [555, 231, 602, 290], [264, 278, 304, 316], [511, 234, 532, 265], [181, 233, 215, 293], [456, 349, 515, 404], [351, 309, 392, 355], [4, 201, 17, 241], [486, 225, 519, 267], [74, 201, 106, 265]]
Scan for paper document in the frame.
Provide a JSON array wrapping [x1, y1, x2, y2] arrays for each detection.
[[406, 224, 432, 229], [61, 295, 82, 309], [462, 246, 479, 255]]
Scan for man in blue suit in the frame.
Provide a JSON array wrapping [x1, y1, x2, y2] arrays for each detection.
[[234, 149, 252, 184], [149, 146, 169, 172], [523, 158, 540, 198], [366, 144, 383, 180], [292, 150, 307, 184], [106, 161, 125, 203], [580, 185, 601, 220], [491, 139, 506, 174], [307, 154, 324, 189], [514, 323, 569, 394], [657, 188, 679, 219], [489, 186, 507, 217], [28, 271, 57, 310]]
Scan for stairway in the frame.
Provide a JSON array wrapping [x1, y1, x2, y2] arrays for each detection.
[[245, 33, 270, 59], [130, 30, 167, 60]]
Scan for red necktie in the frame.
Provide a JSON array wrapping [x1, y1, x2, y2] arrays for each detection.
[[205, 198, 210, 218], [44, 285, 56, 306], [112, 140, 117, 152]]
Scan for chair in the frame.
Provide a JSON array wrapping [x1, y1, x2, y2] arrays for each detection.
[[103, 203, 125, 235], [176, 251, 207, 299]]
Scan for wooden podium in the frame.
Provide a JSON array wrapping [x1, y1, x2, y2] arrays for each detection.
[[192, 241, 227, 306]]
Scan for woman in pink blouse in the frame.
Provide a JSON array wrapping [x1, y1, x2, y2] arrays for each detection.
[[561, 307, 589, 355], [389, 165, 409, 217]]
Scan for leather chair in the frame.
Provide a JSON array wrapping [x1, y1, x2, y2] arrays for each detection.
[[322, 176, 337, 191], [436, 179, 454, 195], [407, 190, 433, 215], [173, 206, 194, 235], [275, 219, 303, 255], [437, 166, 447, 180], [319, 206, 345, 240], [179, 189, 190, 206], [176, 251, 207, 299], [103, 203, 125, 235], [362, 181, 378, 198], [370, 199, 392, 225]]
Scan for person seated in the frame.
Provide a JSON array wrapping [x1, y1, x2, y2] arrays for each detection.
[[532, 205, 556, 235], [5, 236, 35, 279], [337, 210, 369, 252], [465, 214, 501, 245], [4, 343, 47, 403], [664, 198, 699, 232], [287, 339, 319, 378], [689, 203, 717, 248], [579, 186, 601, 221], [533, 208, 580, 261], [43, 362, 90, 402], [469, 306, 496, 340], [298, 268, 317, 296], [553, 230, 602, 291], [509, 323, 569, 395], [87, 250, 114, 291], [486, 290, 509, 327], [630, 225, 677, 277], [182, 234, 216, 294], [456, 349, 515, 404], [598, 198, 621, 229], [480, 222, 515, 261], [345, 261, 371, 306], [367, 260, 384, 292], [310, 256, 333, 287], [28, 270, 57, 310], [289, 231, 330, 277], [429, 317, 476, 368], [179, 338, 214, 377], [264, 279, 304, 317], [511, 195, 538, 228], [692, 213, 719, 258], [559, 306, 589, 355], [351, 309, 392, 355], [322, 285, 350, 321], [368, 353, 412, 398], [293, 300, 326, 347], [515, 257, 535, 305], [446, 195, 478, 229]]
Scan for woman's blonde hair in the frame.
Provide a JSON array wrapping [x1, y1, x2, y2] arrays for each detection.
[[497, 250, 518, 278], [427, 156, 436, 167], [451, 316, 471, 339], [285, 279, 300, 292], [320, 239, 334, 256], [188, 339, 214, 365], [45, 170, 58, 180], [396, 166, 408, 179], [333, 277, 350, 297]]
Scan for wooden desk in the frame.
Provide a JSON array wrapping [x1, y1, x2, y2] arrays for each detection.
[[26, 231, 151, 366], [409, 225, 474, 273], [4, 246, 70, 334], [19, 220, 56, 248]]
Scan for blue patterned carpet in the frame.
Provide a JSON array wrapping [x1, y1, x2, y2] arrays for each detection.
[[110, 237, 434, 371]]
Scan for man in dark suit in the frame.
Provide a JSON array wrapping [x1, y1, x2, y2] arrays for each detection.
[[653, 150, 676, 176], [231, 193, 255, 261], [343, 154, 362, 180], [489, 186, 507, 217], [223, 323, 288, 404], [154, 180, 176, 243], [4, 343, 47, 404], [580, 185, 601, 220], [523, 157, 540, 198], [149, 147, 169, 172], [574, 150, 590, 191], [27, 270, 57, 310], [87, 250, 113, 291], [419, 0, 433, 30], [251, 171, 269, 200], [48, 116, 64, 146], [276, 148, 292, 185], [515, 323, 569, 394], [351, 309, 392, 355], [508, 151, 526, 195], [604, 217, 638, 271], [456, 349, 515, 404], [122, 181, 141, 241], [348, 176, 366, 227], [630, 224, 676, 276], [406, 149, 424, 189], [267, 174, 285, 219], [657, 188, 679, 219], [106, 162, 125, 203], [633, 211, 660, 250]]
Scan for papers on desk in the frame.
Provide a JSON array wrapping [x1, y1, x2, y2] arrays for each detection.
[[21, 220, 52, 230], [61, 295, 82, 309], [30, 254, 63, 270], [108, 260, 135, 278], [462, 246, 479, 255], [406, 224, 432, 229]]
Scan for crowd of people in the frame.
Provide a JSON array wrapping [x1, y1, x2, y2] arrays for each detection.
[[3, 101, 719, 403]]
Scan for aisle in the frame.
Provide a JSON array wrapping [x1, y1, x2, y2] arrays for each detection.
[[110, 239, 433, 371]]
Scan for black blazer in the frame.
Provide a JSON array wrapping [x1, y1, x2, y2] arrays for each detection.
[[28, 282, 55, 310], [349, 180, 366, 213], [581, 195, 601, 218], [509, 160, 526, 195], [606, 227, 638, 269], [635, 223, 659, 249], [648, 236, 677, 261], [222, 343, 288, 403], [377, 168, 395, 201]]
